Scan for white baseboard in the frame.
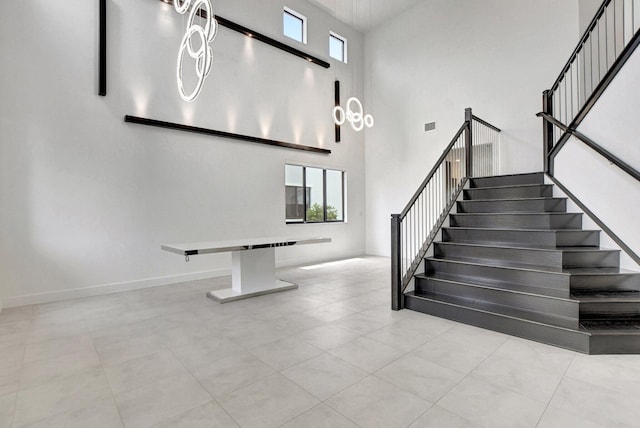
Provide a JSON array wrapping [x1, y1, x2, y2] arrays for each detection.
[[2, 268, 231, 309], [2, 252, 369, 309]]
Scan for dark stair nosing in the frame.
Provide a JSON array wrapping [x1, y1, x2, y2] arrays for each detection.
[[425, 257, 572, 290], [449, 212, 582, 230], [442, 227, 600, 248], [464, 185, 554, 200], [574, 291, 640, 319], [416, 273, 570, 299], [434, 242, 620, 269], [569, 270, 640, 292], [469, 172, 545, 188], [415, 276, 578, 323], [404, 291, 590, 353], [466, 183, 552, 191], [457, 197, 567, 213]]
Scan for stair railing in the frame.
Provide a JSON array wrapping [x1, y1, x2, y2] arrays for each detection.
[[541, 0, 640, 174], [391, 108, 501, 310]]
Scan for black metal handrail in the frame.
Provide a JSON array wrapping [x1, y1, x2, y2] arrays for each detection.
[[537, 112, 640, 183], [471, 115, 501, 133], [400, 123, 467, 218], [550, 0, 613, 93], [541, 0, 640, 173], [391, 108, 502, 310]]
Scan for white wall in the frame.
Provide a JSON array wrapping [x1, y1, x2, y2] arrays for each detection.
[[364, 0, 579, 256], [576, 44, 640, 170], [554, 44, 640, 266], [0, 0, 366, 307], [579, 0, 603, 34]]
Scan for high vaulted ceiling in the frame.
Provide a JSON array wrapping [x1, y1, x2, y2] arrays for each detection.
[[305, 0, 425, 32]]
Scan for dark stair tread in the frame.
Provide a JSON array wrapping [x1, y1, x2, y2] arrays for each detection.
[[407, 291, 580, 329], [415, 273, 572, 300], [433, 256, 564, 272], [451, 212, 579, 217], [466, 183, 551, 191], [572, 292, 640, 303], [443, 227, 597, 232], [581, 319, 640, 332], [425, 257, 571, 276], [441, 229, 599, 249], [436, 241, 617, 254], [567, 267, 640, 275], [459, 197, 566, 203], [471, 172, 544, 180]]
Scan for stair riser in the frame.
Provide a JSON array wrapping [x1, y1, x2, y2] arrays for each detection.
[[442, 229, 599, 247], [470, 173, 545, 188], [415, 278, 578, 323], [450, 214, 582, 230], [404, 295, 590, 353], [589, 335, 640, 354], [457, 199, 566, 213], [580, 302, 640, 319], [426, 259, 571, 294], [556, 231, 600, 247], [571, 275, 640, 292], [435, 243, 563, 268], [464, 185, 553, 200], [563, 251, 619, 268]]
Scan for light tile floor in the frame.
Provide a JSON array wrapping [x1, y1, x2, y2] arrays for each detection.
[[1, 256, 640, 427]]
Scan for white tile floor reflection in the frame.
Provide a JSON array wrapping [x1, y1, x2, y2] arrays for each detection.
[[1, 256, 640, 427]]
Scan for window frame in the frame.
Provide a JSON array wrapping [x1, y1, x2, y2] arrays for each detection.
[[329, 31, 348, 63], [285, 164, 345, 224], [283, 6, 308, 44]]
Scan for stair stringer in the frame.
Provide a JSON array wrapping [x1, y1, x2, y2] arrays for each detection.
[[544, 174, 640, 271]]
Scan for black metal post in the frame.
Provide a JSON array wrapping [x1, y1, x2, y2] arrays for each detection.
[[99, 0, 107, 96], [542, 90, 554, 175], [334, 80, 341, 143], [464, 108, 473, 177], [391, 214, 403, 310]]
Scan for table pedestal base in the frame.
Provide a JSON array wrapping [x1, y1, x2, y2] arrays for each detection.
[[207, 280, 297, 303], [206, 247, 297, 303]]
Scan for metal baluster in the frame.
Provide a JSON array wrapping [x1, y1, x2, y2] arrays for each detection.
[[412, 204, 416, 262], [570, 63, 574, 121], [615, 0, 617, 57], [589, 34, 593, 97], [606, 5, 609, 69], [597, 18, 601, 83]]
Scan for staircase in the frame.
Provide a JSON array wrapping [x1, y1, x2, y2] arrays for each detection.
[[404, 172, 640, 354]]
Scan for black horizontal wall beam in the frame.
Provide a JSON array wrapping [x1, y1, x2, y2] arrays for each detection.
[[214, 15, 330, 69], [124, 115, 331, 154]]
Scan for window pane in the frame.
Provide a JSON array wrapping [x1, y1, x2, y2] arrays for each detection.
[[285, 165, 305, 222], [329, 35, 344, 62], [305, 167, 324, 223], [284, 11, 303, 42], [326, 170, 343, 221]]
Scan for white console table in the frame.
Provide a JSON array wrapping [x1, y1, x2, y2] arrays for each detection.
[[161, 237, 331, 303]]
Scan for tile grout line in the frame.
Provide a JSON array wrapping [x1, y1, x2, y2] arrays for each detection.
[[534, 352, 577, 427], [89, 305, 128, 428]]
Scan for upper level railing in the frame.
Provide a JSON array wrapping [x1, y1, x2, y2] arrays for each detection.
[[541, 0, 640, 174], [391, 108, 501, 310]]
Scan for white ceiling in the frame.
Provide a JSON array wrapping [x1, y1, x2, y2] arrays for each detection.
[[305, 0, 425, 32]]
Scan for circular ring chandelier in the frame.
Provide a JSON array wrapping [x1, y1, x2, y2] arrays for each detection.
[[175, 0, 218, 102], [333, 97, 374, 131]]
